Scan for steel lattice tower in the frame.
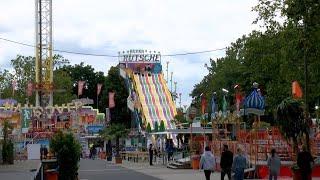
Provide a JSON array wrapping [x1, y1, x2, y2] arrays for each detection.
[[35, 0, 53, 107]]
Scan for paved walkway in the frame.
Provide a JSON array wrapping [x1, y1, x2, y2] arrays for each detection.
[[118, 160, 218, 180], [118, 160, 297, 180], [0, 160, 41, 180], [79, 159, 161, 180]]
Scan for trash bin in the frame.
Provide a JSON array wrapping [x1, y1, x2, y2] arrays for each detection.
[[45, 169, 58, 180], [191, 154, 200, 170]]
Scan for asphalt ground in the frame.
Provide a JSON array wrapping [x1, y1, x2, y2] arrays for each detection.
[[79, 159, 161, 180]]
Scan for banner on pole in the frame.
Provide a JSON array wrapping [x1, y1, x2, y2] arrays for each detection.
[[109, 92, 115, 108], [78, 81, 85, 96], [27, 82, 33, 97], [97, 84, 103, 96], [12, 80, 17, 96]]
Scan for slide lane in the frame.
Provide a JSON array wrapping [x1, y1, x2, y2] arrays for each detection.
[[145, 75, 162, 124], [133, 74, 154, 128], [146, 74, 169, 128], [158, 74, 177, 121], [152, 74, 173, 128], [139, 75, 158, 125]]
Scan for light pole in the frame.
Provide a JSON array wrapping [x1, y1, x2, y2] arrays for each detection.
[[170, 72, 173, 93], [316, 105, 319, 127], [166, 61, 169, 83], [179, 93, 182, 109]]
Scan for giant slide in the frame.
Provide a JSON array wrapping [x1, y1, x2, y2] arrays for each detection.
[[133, 73, 176, 131]]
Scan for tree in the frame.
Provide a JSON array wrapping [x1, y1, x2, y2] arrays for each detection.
[[154, 121, 159, 132], [146, 122, 152, 133], [102, 66, 130, 127], [159, 120, 165, 132], [1, 54, 71, 104], [50, 131, 81, 180], [276, 98, 306, 155], [53, 69, 77, 105], [2, 120, 14, 164], [100, 123, 129, 157], [0, 69, 13, 99]]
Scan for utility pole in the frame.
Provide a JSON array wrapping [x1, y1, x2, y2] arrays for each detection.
[[174, 82, 177, 93]]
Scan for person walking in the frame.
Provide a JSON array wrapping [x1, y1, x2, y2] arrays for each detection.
[[232, 148, 247, 180], [267, 149, 281, 180], [220, 144, 233, 180], [297, 145, 314, 180], [44, 145, 48, 159], [149, 144, 154, 166], [200, 146, 216, 180]]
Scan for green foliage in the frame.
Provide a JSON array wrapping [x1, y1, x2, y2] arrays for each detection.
[[191, 0, 320, 117], [154, 121, 159, 132], [277, 97, 305, 154], [146, 123, 152, 133], [2, 120, 14, 164], [100, 123, 129, 157], [50, 131, 81, 180], [53, 69, 77, 105], [0, 54, 70, 104], [2, 140, 14, 164], [159, 120, 165, 132], [61, 62, 105, 106], [102, 66, 130, 126], [174, 113, 187, 124], [277, 98, 306, 139], [100, 123, 129, 140]]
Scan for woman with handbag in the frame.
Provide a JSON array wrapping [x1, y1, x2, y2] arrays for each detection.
[[200, 146, 216, 180]]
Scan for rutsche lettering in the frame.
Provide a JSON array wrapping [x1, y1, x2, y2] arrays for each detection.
[[121, 54, 160, 62]]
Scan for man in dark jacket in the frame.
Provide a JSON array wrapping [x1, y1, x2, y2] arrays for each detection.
[[220, 145, 233, 180], [149, 144, 154, 166], [297, 145, 314, 180]]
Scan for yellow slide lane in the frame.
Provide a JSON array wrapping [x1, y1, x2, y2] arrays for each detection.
[[159, 73, 177, 124], [146, 74, 168, 128], [133, 74, 153, 127]]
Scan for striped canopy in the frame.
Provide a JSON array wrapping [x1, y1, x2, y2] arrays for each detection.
[[244, 88, 265, 110]]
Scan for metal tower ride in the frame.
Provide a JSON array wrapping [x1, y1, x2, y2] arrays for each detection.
[[35, 0, 53, 107]]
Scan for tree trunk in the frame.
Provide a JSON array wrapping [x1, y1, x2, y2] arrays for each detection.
[[116, 136, 120, 157], [305, 132, 310, 152], [293, 137, 299, 159]]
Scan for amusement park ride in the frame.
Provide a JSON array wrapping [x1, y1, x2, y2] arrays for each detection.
[[1, 1, 320, 179], [35, 0, 54, 107]]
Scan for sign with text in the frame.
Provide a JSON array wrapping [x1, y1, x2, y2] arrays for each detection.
[[119, 49, 161, 63], [87, 124, 104, 134], [21, 108, 32, 133]]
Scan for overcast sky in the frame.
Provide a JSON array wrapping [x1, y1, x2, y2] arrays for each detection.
[[0, 0, 258, 106]]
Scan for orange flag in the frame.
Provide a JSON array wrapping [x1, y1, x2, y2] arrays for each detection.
[[292, 81, 303, 99]]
